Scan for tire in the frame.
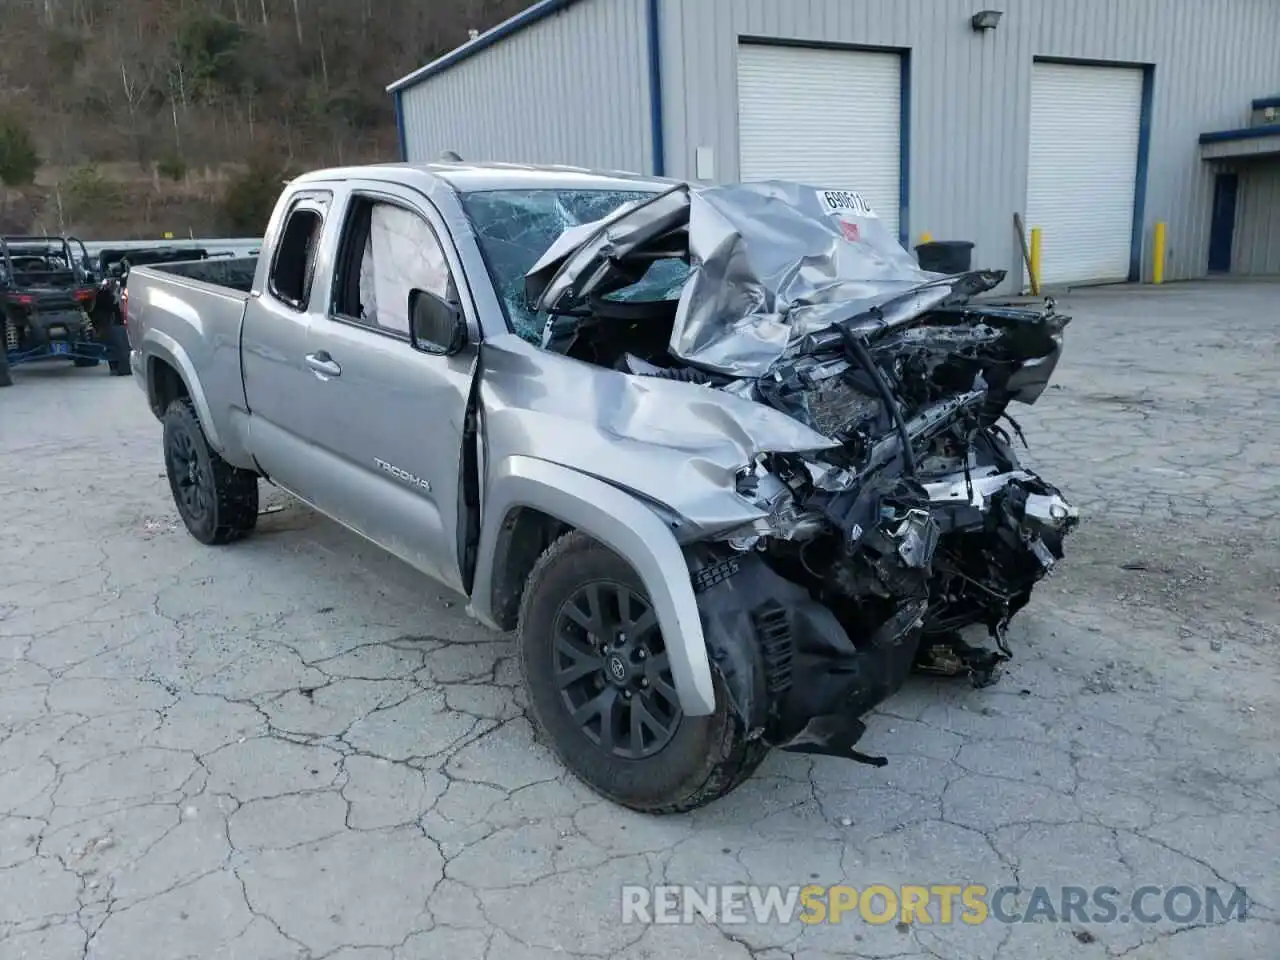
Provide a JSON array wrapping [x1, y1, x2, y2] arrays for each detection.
[[105, 325, 131, 376], [162, 398, 259, 545], [0, 347, 10, 388], [74, 356, 100, 367], [518, 531, 768, 813]]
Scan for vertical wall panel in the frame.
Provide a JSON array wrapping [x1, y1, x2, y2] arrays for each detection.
[[659, 0, 1280, 287], [400, 0, 653, 175], [1233, 164, 1280, 275]]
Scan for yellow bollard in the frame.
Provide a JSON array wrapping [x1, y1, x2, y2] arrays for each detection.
[[1029, 227, 1042, 296], [920, 232, 933, 244], [1152, 221, 1166, 284]]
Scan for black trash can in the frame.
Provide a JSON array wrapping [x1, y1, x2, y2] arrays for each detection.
[[915, 240, 974, 274]]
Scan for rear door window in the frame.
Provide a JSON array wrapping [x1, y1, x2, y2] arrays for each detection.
[[268, 193, 330, 309]]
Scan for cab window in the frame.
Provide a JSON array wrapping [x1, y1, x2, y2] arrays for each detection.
[[332, 195, 456, 337]]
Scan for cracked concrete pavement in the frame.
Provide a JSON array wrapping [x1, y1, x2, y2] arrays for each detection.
[[1, 281, 1277, 959]]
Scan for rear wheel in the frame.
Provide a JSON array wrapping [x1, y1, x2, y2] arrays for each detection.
[[0, 340, 10, 388], [162, 398, 259, 545], [518, 532, 767, 813], [73, 356, 100, 367]]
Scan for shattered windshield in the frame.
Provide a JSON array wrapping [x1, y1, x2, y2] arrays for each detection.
[[461, 189, 689, 342]]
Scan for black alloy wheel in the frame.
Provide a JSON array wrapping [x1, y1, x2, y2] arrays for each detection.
[[161, 398, 258, 545], [518, 531, 769, 813], [552, 581, 682, 759], [166, 416, 213, 529]]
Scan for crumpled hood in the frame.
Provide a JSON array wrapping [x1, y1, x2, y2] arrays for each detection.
[[527, 180, 948, 378]]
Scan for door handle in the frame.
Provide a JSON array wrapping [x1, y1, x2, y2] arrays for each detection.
[[305, 352, 342, 379]]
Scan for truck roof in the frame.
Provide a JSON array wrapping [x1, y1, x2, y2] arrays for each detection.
[[290, 161, 672, 196]]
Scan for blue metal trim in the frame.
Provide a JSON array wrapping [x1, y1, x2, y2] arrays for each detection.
[[898, 51, 911, 248], [739, 35, 906, 55], [8, 342, 110, 367], [387, 0, 582, 93], [645, 0, 666, 176], [1129, 65, 1155, 283], [1199, 124, 1280, 144], [394, 90, 407, 161], [1251, 95, 1280, 110], [1033, 54, 1149, 70]]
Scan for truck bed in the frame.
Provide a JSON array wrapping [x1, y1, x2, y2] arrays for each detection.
[[126, 256, 261, 460], [151, 256, 258, 293]]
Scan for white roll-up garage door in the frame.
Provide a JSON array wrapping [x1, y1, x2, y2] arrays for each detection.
[[1026, 61, 1143, 287], [737, 44, 901, 240]]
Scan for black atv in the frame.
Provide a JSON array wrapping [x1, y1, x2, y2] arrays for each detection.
[[0, 235, 130, 388]]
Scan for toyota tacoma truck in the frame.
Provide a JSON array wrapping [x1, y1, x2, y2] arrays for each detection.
[[126, 162, 1076, 813]]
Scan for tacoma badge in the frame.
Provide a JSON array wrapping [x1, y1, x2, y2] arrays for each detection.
[[374, 458, 431, 492]]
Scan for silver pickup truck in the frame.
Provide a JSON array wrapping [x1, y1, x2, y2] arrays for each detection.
[[127, 163, 1076, 812]]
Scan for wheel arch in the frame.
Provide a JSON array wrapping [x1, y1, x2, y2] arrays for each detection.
[[142, 333, 221, 452], [471, 456, 717, 717], [484, 506, 572, 633], [148, 354, 189, 414]]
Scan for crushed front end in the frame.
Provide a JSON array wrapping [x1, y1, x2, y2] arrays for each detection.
[[521, 179, 1079, 764], [686, 296, 1078, 760]]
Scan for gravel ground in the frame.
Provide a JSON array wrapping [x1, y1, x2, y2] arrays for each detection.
[[0, 281, 1277, 959]]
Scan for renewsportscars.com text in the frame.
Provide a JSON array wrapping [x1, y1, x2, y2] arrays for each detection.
[[621, 884, 1249, 926]]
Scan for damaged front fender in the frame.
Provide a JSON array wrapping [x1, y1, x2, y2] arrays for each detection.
[[478, 334, 838, 539], [471, 455, 718, 715]]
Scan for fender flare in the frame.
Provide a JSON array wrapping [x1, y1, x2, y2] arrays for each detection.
[[471, 456, 717, 716], [141, 330, 223, 453]]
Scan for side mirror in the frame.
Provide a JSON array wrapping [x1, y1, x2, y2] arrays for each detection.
[[409, 289, 467, 356]]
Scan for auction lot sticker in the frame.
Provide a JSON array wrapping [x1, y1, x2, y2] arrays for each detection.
[[818, 189, 878, 218]]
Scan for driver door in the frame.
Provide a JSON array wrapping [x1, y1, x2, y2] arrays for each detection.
[[296, 186, 479, 592]]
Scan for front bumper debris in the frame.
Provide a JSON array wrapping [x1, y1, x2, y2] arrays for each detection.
[[694, 552, 924, 765], [692, 466, 1076, 763]]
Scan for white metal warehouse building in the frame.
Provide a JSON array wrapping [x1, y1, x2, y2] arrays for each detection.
[[388, 0, 1280, 292]]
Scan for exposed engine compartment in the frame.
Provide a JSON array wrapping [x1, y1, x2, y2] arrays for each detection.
[[559, 294, 1069, 589], [522, 180, 1078, 761], [537, 285, 1077, 757]]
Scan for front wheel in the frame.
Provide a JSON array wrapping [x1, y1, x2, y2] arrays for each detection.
[[518, 532, 767, 813], [162, 398, 259, 545]]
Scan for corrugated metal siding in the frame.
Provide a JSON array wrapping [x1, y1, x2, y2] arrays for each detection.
[[1233, 162, 1280, 275], [658, 0, 1280, 287], [1201, 134, 1280, 161], [400, 0, 652, 174]]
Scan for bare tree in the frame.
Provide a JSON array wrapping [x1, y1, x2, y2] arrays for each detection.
[[0, 0, 532, 235]]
